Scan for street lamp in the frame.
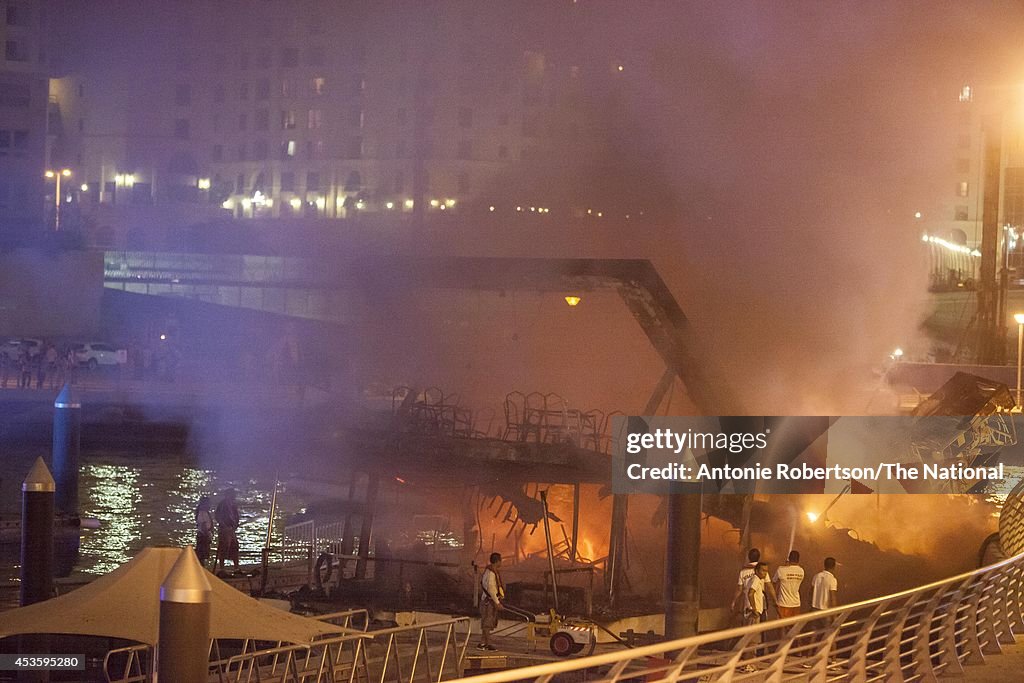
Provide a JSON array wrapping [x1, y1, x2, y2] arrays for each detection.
[[1015, 312, 1024, 409], [44, 168, 71, 230]]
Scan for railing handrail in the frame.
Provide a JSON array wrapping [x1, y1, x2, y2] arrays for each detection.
[[450, 549, 1024, 683]]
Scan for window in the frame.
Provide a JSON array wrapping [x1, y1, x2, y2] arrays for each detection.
[[307, 109, 322, 129], [306, 172, 321, 192], [955, 158, 970, 174], [350, 74, 365, 97], [959, 85, 972, 103], [281, 110, 297, 130], [344, 171, 362, 191], [0, 130, 9, 150], [346, 105, 363, 128], [174, 119, 190, 139], [5, 40, 28, 62], [280, 172, 295, 192], [458, 172, 470, 193], [955, 205, 969, 221], [308, 140, 325, 159], [238, 113, 248, 131], [958, 181, 969, 197], [457, 140, 472, 159], [212, 145, 223, 162], [281, 140, 296, 158], [397, 108, 407, 126], [282, 79, 295, 98], [458, 107, 473, 128], [342, 136, 363, 159], [6, 5, 26, 26], [12, 130, 27, 147], [312, 77, 326, 95], [281, 47, 299, 68], [255, 109, 269, 131], [212, 114, 221, 132], [252, 140, 268, 160], [174, 84, 191, 106], [498, 111, 510, 126], [256, 79, 270, 100], [0, 82, 30, 107], [213, 84, 225, 103]]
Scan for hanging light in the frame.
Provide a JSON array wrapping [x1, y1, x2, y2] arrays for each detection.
[[564, 295, 581, 307]]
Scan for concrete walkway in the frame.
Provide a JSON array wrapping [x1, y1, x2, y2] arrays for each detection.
[[941, 636, 1024, 681]]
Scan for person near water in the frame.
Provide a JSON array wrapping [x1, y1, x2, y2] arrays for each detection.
[[195, 496, 215, 566], [215, 488, 241, 571]]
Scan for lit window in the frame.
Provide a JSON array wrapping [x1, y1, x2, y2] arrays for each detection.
[[281, 110, 297, 130], [282, 140, 296, 158], [959, 85, 972, 103], [312, 77, 326, 95], [958, 181, 969, 197], [307, 109, 322, 129]]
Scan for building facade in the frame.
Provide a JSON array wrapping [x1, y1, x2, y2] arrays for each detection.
[[0, 0, 50, 235]]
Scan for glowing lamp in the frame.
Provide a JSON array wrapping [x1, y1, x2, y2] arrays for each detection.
[[564, 295, 581, 307], [806, 511, 819, 523]]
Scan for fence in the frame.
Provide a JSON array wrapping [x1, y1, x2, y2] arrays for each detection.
[[451, 550, 1024, 683]]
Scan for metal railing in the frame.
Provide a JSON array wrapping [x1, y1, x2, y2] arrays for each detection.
[[452, 551, 1024, 683], [218, 616, 472, 683]]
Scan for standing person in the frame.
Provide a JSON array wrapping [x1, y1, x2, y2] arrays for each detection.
[[773, 550, 805, 619], [740, 561, 776, 668], [195, 496, 215, 567], [18, 349, 31, 389], [478, 552, 505, 651], [731, 548, 760, 615], [0, 350, 8, 389], [34, 347, 46, 389], [215, 488, 241, 572], [811, 557, 839, 611], [45, 343, 59, 389]]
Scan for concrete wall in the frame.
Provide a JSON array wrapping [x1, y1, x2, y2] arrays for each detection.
[[0, 248, 103, 337]]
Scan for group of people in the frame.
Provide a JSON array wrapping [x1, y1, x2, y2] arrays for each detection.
[[0, 344, 77, 390], [195, 488, 242, 573], [731, 548, 839, 625]]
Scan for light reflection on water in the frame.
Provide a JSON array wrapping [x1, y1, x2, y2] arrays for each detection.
[[2, 452, 303, 585]]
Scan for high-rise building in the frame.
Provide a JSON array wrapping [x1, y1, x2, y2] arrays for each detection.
[[0, 0, 51, 235], [50, 0, 633, 243]]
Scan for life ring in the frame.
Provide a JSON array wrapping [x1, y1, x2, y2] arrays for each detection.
[[314, 552, 334, 589]]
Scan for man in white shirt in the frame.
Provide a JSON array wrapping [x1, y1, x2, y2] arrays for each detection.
[[478, 552, 504, 651], [743, 562, 776, 625], [773, 550, 805, 619], [731, 548, 761, 615], [810, 557, 839, 611]]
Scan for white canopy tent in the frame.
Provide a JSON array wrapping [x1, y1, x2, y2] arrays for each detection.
[[0, 547, 354, 646]]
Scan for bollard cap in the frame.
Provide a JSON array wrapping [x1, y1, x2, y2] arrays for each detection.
[[54, 383, 81, 409], [23, 457, 56, 493], [160, 546, 212, 604]]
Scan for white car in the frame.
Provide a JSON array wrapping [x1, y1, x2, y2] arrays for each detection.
[[71, 342, 126, 369], [0, 338, 43, 361]]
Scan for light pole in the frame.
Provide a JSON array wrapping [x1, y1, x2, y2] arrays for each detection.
[[44, 168, 71, 230], [1015, 313, 1024, 409]]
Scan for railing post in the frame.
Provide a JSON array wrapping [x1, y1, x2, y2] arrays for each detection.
[[989, 568, 1017, 645], [910, 586, 952, 682], [975, 573, 1004, 655], [959, 575, 987, 664]]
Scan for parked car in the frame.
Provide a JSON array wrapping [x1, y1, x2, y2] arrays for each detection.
[[0, 338, 43, 361], [71, 342, 126, 369]]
